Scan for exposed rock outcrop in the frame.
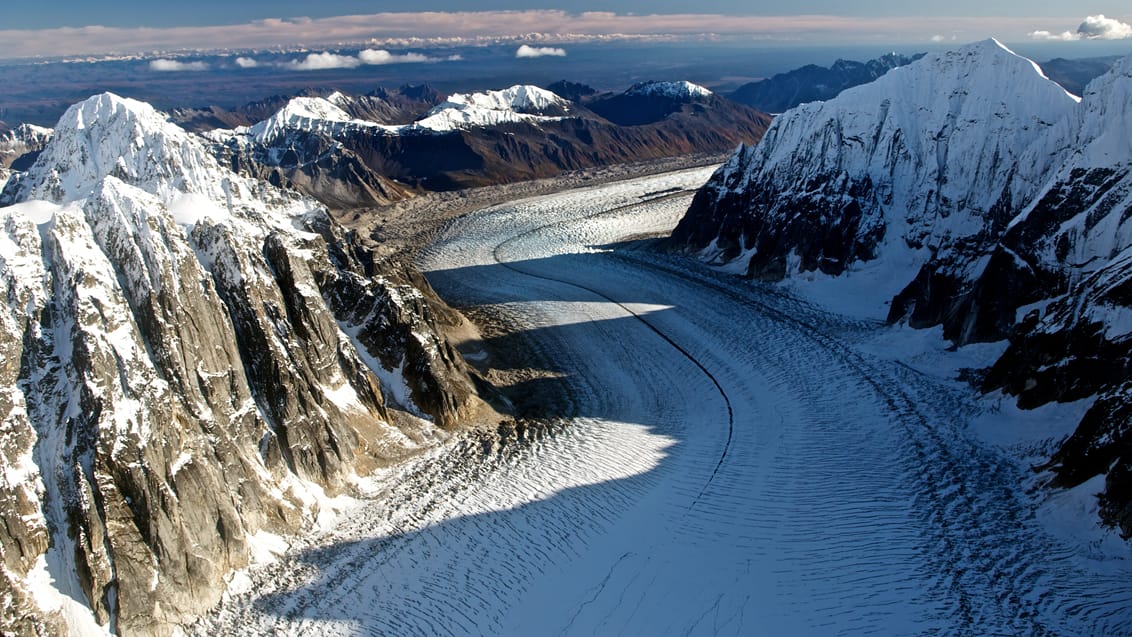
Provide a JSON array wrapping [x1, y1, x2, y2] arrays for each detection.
[[0, 92, 479, 634], [670, 40, 1132, 535], [208, 84, 771, 205]]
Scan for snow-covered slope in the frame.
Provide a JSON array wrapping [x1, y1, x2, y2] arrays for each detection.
[[972, 53, 1132, 534], [225, 85, 572, 143], [246, 96, 387, 144], [672, 41, 1132, 537], [672, 39, 1078, 322], [410, 85, 571, 132], [0, 92, 478, 635], [625, 80, 713, 100]]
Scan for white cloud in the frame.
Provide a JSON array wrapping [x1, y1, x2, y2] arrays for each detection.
[[149, 59, 209, 71], [1028, 29, 1078, 41], [1030, 14, 1132, 41], [286, 51, 361, 70], [357, 49, 431, 65], [1077, 14, 1132, 39], [283, 49, 458, 70], [516, 44, 567, 58], [234, 56, 258, 68]]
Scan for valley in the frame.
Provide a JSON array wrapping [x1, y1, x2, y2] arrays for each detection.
[[195, 167, 1132, 636]]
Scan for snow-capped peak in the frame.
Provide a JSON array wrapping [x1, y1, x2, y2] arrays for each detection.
[[410, 85, 570, 132], [4, 91, 319, 231], [1, 123, 53, 146], [248, 96, 371, 143], [672, 38, 1080, 311], [4, 92, 233, 205], [326, 91, 352, 108], [625, 81, 713, 100], [436, 85, 569, 114]]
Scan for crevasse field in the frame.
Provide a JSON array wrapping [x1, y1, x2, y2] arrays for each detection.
[[197, 167, 1132, 636]]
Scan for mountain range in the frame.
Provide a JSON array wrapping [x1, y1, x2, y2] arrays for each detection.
[[199, 81, 770, 207], [0, 93, 483, 636], [672, 39, 1132, 536]]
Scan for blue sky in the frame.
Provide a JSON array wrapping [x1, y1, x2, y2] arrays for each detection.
[[1, 4, 1128, 59], [5, 2, 1121, 29]]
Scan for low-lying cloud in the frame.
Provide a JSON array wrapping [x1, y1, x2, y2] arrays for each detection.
[[234, 56, 258, 68], [286, 51, 361, 70], [283, 48, 458, 70], [149, 59, 209, 72], [1030, 14, 1132, 41], [516, 44, 566, 58]]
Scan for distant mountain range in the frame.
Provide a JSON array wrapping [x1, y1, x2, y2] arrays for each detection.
[[727, 52, 925, 113], [193, 81, 771, 207], [726, 51, 1120, 113]]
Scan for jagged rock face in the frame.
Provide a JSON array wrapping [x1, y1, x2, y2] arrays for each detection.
[[728, 52, 924, 113], [672, 40, 1077, 305], [0, 123, 52, 172], [970, 55, 1132, 531], [0, 92, 478, 635]]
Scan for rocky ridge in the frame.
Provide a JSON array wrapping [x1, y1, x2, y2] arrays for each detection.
[[0, 92, 480, 635], [671, 39, 1132, 534], [207, 83, 770, 204], [727, 52, 924, 113]]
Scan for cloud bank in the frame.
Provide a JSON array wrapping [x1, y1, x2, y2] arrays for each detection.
[[0, 10, 1073, 59], [283, 48, 457, 71], [287, 51, 360, 70], [234, 56, 258, 68], [1030, 14, 1132, 41], [516, 44, 567, 58], [149, 59, 209, 71]]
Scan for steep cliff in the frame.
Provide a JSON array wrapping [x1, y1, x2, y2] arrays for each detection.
[[670, 41, 1132, 536], [0, 93, 479, 635]]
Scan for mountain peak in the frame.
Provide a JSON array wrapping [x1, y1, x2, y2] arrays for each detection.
[[62, 92, 168, 134], [249, 96, 360, 143], [439, 85, 569, 115], [625, 81, 713, 100]]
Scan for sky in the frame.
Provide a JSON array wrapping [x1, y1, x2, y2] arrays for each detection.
[[5, 2, 1128, 29], [1, 3, 1129, 58]]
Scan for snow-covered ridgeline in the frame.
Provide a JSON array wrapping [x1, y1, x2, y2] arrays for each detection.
[[215, 84, 573, 145], [625, 80, 713, 99], [0, 92, 476, 635], [674, 40, 1078, 297], [673, 39, 1132, 536], [244, 96, 390, 144]]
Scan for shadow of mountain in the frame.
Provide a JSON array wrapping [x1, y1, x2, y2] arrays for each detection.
[[230, 247, 736, 633], [245, 463, 677, 634]]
